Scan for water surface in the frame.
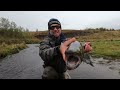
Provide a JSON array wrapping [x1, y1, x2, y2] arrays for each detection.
[[0, 44, 120, 79]]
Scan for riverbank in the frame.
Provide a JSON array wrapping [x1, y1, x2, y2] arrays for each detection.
[[76, 30, 120, 60], [91, 40, 120, 60], [0, 38, 40, 59], [0, 42, 27, 59]]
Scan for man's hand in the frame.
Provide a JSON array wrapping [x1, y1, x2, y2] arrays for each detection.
[[84, 42, 92, 53], [60, 43, 68, 61], [60, 37, 76, 62]]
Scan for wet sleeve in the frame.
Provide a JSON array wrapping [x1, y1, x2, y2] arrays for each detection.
[[39, 40, 61, 62]]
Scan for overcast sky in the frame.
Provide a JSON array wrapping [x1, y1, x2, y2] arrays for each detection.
[[0, 11, 120, 31]]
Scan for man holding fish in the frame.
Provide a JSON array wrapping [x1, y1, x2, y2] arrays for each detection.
[[39, 18, 92, 79]]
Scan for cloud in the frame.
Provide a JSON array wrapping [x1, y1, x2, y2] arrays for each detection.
[[0, 11, 120, 31]]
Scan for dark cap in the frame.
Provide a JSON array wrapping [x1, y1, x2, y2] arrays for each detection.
[[48, 18, 61, 30]]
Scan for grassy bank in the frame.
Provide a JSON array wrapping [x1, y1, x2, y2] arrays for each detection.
[[0, 37, 40, 59], [0, 42, 27, 59], [91, 40, 120, 59], [23, 38, 40, 44], [76, 30, 120, 59]]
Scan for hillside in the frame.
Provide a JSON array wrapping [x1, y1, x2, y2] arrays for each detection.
[[77, 30, 120, 42], [32, 29, 120, 41]]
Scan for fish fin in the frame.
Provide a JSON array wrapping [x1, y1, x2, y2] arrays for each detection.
[[83, 53, 94, 67]]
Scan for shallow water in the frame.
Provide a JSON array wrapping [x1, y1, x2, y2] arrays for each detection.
[[0, 44, 120, 79]]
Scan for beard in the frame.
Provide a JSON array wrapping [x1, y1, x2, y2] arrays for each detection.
[[49, 30, 61, 38]]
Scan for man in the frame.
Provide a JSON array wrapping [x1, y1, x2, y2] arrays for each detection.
[[39, 18, 92, 79]]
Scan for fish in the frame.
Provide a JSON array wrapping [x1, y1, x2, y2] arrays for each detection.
[[65, 41, 94, 70]]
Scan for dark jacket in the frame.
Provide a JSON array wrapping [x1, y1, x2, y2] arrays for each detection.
[[39, 33, 67, 73]]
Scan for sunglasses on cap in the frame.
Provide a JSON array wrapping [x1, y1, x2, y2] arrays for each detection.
[[50, 25, 61, 30]]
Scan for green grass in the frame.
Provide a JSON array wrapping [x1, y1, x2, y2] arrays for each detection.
[[77, 31, 120, 42], [0, 42, 27, 59], [88, 40, 120, 59], [24, 38, 40, 44], [0, 33, 41, 59], [75, 30, 120, 59]]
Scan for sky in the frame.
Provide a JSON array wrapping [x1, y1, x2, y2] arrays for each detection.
[[0, 11, 120, 31]]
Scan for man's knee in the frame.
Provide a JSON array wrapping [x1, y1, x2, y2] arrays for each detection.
[[42, 66, 59, 79]]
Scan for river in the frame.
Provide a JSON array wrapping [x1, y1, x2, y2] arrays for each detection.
[[0, 44, 120, 79]]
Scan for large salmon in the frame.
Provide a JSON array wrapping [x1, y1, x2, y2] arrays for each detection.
[[65, 41, 94, 70]]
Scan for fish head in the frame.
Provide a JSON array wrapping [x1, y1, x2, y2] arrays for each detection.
[[65, 41, 84, 70]]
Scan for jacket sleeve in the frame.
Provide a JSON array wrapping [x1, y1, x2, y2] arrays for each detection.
[[39, 40, 61, 62]]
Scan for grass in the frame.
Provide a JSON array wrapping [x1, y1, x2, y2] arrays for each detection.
[[0, 38, 40, 59], [91, 41, 120, 59], [0, 42, 27, 59], [0, 35, 40, 59], [77, 31, 120, 42], [76, 30, 120, 59], [24, 38, 40, 44]]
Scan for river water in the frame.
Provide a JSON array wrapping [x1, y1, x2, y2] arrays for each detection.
[[0, 44, 120, 79]]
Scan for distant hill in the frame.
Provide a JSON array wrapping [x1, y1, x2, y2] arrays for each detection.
[[30, 28, 120, 41], [33, 29, 95, 39]]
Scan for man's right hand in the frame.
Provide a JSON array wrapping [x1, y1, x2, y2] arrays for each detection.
[[60, 37, 76, 62]]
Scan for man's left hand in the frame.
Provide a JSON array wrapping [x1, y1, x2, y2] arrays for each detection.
[[84, 42, 92, 53]]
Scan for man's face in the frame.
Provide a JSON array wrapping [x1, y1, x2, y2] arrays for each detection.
[[49, 24, 61, 37]]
